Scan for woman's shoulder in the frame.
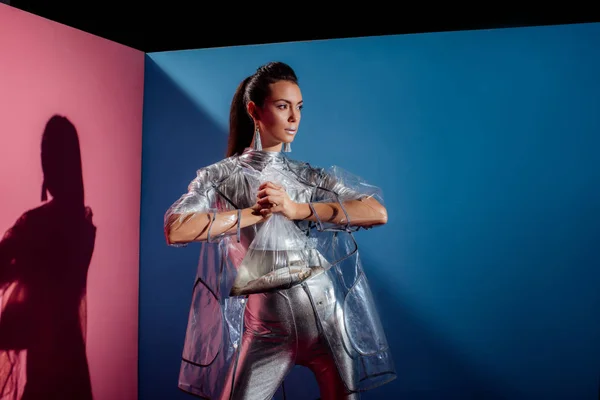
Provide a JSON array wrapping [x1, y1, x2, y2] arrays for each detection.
[[194, 155, 242, 184], [285, 157, 328, 184], [283, 154, 317, 170]]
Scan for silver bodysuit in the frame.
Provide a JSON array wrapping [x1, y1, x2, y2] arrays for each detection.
[[221, 273, 358, 399], [164, 148, 396, 399]]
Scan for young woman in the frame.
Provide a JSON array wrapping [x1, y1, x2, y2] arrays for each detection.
[[164, 62, 395, 400]]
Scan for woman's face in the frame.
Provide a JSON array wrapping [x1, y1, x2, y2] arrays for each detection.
[[250, 80, 303, 150]]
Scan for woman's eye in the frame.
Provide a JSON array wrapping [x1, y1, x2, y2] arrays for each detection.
[[277, 104, 287, 110]]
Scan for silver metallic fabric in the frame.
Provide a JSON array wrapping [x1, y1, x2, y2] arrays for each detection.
[[220, 272, 358, 400], [165, 148, 396, 399]]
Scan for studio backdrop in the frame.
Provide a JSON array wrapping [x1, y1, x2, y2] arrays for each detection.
[[140, 23, 600, 400], [0, 4, 144, 400], [1, 4, 598, 399]]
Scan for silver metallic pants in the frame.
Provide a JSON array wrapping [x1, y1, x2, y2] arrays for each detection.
[[221, 273, 359, 400]]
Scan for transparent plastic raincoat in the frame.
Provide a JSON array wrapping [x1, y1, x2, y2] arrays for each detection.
[[165, 148, 396, 399]]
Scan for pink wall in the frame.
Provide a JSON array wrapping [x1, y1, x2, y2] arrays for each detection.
[[0, 4, 143, 399]]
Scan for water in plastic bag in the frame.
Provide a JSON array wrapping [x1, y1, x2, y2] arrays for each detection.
[[230, 164, 329, 296]]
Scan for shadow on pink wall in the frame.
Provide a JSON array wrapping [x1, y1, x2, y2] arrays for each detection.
[[0, 116, 95, 399], [0, 3, 144, 399]]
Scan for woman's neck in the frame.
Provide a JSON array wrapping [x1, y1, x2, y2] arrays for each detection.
[[250, 139, 283, 153]]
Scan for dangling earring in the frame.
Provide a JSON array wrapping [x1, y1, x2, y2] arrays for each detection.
[[283, 142, 291, 153], [253, 126, 262, 151]]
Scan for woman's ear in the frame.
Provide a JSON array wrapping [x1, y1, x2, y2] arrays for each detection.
[[247, 101, 260, 121]]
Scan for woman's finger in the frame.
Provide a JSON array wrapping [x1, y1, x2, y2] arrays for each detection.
[[257, 195, 281, 206], [257, 197, 271, 206], [269, 184, 284, 193], [257, 187, 278, 198], [259, 209, 273, 218], [259, 181, 281, 191]]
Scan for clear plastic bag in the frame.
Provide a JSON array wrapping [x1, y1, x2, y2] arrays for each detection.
[[230, 164, 329, 296]]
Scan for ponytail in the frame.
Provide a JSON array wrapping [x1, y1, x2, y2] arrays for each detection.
[[226, 76, 254, 157]]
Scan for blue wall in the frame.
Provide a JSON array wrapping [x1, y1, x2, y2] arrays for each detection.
[[140, 23, 600, 399]]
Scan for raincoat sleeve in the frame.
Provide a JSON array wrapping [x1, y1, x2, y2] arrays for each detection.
[[164, 162, 239, 247], [308, 165, 386, 232]]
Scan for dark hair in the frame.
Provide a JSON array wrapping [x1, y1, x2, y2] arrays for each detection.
[[226, 61, 298, 157]]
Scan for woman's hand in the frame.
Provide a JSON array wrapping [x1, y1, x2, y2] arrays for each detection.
[[256, 182, 298, 220]]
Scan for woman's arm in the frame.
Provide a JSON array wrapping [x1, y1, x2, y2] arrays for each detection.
[[257, 182, 388, 229], [165, 162, 262, 246], [292, 197, 388, 227], [165, 206, 267, 245]]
